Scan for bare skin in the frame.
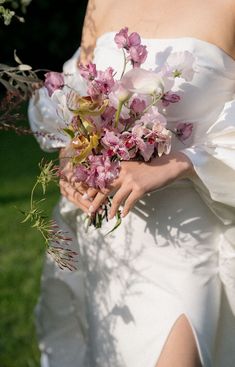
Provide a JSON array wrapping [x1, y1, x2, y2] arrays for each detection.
[[59, 1, 235, 366]]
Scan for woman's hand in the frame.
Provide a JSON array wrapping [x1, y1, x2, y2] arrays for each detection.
[[59, 148, 92, 213], [86, 151, 194, 219]]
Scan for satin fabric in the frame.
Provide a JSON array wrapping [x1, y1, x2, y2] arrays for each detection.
[[28, 33, 235, 367]]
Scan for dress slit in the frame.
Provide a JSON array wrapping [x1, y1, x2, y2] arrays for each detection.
[[151, 313, 206, 367]]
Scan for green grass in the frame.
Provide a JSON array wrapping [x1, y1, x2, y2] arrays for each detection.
[[0, 118, 59, 367]]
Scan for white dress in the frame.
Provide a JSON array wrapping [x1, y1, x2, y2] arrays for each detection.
[[28, 33, 235, 367]]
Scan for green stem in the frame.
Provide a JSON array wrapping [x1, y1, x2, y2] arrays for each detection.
[[30, 180, 39, 210], [114, 100, 124, 129]]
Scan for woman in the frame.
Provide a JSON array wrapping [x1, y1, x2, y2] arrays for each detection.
[[29, 0, 235, 366]]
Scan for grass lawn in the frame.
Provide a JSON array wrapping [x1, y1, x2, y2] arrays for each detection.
[[0, 117, 59, 367]]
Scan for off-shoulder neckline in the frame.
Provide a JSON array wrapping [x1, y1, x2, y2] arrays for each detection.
[[96, 31, 235, 66]]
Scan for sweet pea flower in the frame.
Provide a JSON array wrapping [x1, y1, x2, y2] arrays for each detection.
[[175, 122, 193, 141], [161, 91, 181, 107], [121, 68, 164, 95], [130, 98, 146, 114], [114, 27, 141, 49], [44, 71, 64, 97], [129, 44, 148, 67]]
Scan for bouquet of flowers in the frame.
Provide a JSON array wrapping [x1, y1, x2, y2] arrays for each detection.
[[42, 27, 195, 234]]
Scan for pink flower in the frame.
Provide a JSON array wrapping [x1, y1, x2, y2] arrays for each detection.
[[175, 122, 193, 141], [75, 154, 120, 189], [114, 27, 141, 49], [129, 44, 148, 67], [102, 130, 130, 160], [96, 67, 115, 93], [99, 106, 116, 128], [130, 98, 146, 114], [87, 67, 115, 99], [79, 62, 97, 80], [161, 92, 181, 107], [44, 72, 64, 96], [139, 106, 167, 127]]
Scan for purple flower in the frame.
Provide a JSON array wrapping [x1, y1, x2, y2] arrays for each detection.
[[44, 72, 64, 96], [129, 44, 148, 67], [79, 62, 97, 80], [96, 67, 115, 94], [87, 67, 115, 99], [175, 122, 193, 141], [130, 98, 146, 114], [75, 154, 120, 189], [114, 27, 141, 49], [101, 130, 130, 160], [161, 92, 181, 107]]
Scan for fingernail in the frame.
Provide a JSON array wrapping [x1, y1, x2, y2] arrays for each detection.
[[88, 205, 94, 214], [82, 193, 89, 200]]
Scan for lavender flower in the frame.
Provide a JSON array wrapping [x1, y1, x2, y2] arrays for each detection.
[[44, 71, 64, 96]]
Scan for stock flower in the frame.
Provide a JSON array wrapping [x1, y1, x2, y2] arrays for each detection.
[[44, 72, 64, 96], [175, 122, 193, 141]]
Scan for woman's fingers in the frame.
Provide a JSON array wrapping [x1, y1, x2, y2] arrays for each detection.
[[84, 187, 99, 200], [88, 191, 108, 214], [109, 187, 132, 219], [59, 180, 91, 212], [121, 190, 140, 218]]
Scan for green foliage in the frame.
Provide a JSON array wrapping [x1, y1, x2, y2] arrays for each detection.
[[0, 0, 32, 25], [0, 110, 59, 367]]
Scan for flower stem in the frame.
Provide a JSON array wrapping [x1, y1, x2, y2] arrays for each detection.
[[114, 101, 123, 128], [120, 49, 128, 79]]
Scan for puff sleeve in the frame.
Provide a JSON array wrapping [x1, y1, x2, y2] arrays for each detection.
[[28, 47, 86, 152], [182, 98, 235, 225]]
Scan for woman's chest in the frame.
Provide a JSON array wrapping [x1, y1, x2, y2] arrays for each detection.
[[95, 0, 235, 59]]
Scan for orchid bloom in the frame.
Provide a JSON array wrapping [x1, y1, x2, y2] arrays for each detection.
[[165, 51, 196, 81]]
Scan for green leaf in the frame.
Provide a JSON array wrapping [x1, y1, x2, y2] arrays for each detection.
[[63, 128, 75, 139], [105, 210, 122, 236]]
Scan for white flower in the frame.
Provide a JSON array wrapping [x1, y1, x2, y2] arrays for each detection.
[[121, 68, 164, 95], [165, 51, 196, 81]]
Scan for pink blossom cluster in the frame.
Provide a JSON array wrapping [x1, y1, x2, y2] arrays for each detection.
[[44, 27, 195, 191], [114, 27, 147, 67]]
